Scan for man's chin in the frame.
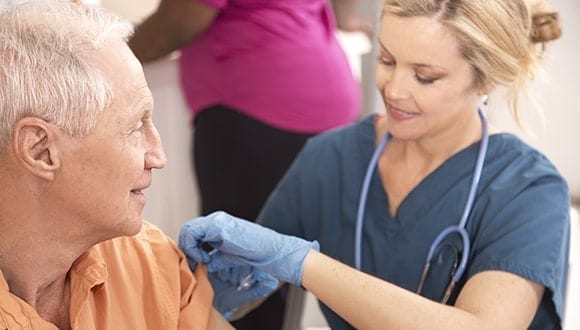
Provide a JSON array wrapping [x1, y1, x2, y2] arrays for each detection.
[[120, 217, 145, 237]]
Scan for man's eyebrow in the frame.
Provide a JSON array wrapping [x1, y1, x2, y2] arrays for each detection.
[[138, 96, 154, 114]]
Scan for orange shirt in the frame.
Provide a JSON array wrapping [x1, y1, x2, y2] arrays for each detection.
[[0, 221, 215, 329]]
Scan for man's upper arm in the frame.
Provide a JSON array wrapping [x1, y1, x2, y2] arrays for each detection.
[[177, 263, 216, 329]]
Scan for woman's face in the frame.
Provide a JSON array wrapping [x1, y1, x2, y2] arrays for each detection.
[[376, 13, 483, 142]]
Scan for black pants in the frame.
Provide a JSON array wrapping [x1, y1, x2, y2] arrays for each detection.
[[193, 105, 315, 329]]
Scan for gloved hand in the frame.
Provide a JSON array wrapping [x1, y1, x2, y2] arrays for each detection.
[[178, 211, 319, 286], [209, 266, 279, 320]]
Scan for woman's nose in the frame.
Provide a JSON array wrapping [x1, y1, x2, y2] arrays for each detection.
[[378, 68, 410, 101]]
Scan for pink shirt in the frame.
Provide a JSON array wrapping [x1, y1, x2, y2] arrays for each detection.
[[179, 0, 361, 133]]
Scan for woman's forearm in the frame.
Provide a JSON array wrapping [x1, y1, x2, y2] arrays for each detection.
[[300, 250, 541, 329]]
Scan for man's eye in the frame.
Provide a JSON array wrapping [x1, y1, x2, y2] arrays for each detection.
[[131, 120, 145, 134]]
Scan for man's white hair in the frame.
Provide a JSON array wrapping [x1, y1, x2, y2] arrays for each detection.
[[0, 0, 133, 154]]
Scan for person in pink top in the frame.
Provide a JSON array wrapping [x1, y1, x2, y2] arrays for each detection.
[[129, 0, 369, 328]]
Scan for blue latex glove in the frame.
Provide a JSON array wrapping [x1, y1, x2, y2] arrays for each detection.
[[184, 245, 278, 319], [209, 265, 279, 319], [179, 211, 319, 286]]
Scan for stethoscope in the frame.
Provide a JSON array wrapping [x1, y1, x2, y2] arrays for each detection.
[[354, 108, 489, 303]]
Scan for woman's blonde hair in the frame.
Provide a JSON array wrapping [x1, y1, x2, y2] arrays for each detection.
[[382, 0, 562, 127], [0, 0, 133, 154]]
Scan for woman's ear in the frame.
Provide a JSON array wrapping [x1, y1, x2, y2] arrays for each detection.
[[12, 117, 61, 181], [479, 81, 496, 99]]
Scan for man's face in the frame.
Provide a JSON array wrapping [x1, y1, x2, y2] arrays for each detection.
[[52, 39, 166, 241]]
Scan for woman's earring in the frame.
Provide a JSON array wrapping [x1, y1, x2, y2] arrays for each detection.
[[481, 95, 489, 106]]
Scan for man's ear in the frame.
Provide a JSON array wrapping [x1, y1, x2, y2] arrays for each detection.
[[12, 117, 61, 181]]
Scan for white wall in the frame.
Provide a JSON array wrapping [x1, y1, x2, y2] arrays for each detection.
[[102, 0, 158, 22], [486, 0, 580, 201]]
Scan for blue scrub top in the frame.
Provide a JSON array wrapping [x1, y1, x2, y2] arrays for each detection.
[[258, 115, 570, 329]]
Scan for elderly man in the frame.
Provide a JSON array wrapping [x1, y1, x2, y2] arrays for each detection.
[[0, 1, 232, 328]]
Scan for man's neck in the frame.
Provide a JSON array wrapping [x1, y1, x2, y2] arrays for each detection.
[[31, 273, 72, 330], [0, 232, 77, 329]]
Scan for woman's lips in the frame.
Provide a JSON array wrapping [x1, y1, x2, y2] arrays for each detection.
[[387, 106, 418, 121]]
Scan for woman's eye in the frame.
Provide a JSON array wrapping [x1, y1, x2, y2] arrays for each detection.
[[415, 74, 436, 85], [376, 55, 394, 66]]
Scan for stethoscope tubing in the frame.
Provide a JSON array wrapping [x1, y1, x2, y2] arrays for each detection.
[[354, 109, 489, 287], [354, 132, 389, 270]]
